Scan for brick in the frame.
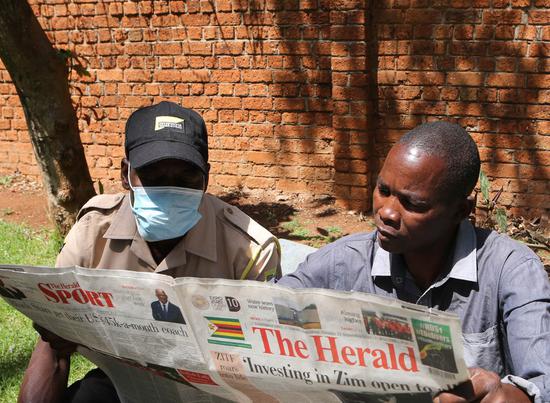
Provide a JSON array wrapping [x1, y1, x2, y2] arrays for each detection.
[[97, 43, 123, 56], [243, 177, 276, 189], [153, 43, 182, 55], [483, 9, 524, 24], [519, 165, 550, 180], [331, 57, 366, 71], [516, 150, 550, 165], [212, 97, 242, 109], [334, 172, 368, 186], [487, 73, 525, 87], [333, 116, 368, 130], [330, 26, 365, 41], [450, 42, 487, 56], [495, 25, 515, 40], [243, 70, 272, 82], [525, 105, 549, 119], [97, 69, 124, 81], [125, 43, 152, 55], [395, 71, 446, 85], [474, 25, 494, 40], [495, 58, 517, 72], [124, 70, 152, 82], [455, 57, 476, 71], [273, 98, 305, 111], [180, 70, 210, 82], [454, 25, 474, 40], [213, 175, 243, 188], [528, 10, 550, 24], [213, 41, 245, 56], [405, 9, 443, 23], [211, 70, 241, 82], [247, 151, 276, 164], [529, 43, 550, 58], [242, 97, 273, 110], [488, 42, 527, 57], [244, 124, 274, 137], [397, 56, 436, 70], [153, 70, 181, 82], [377, 9, 405, 23], [447, 72, 484, 86], [446, 9, 481, 23]]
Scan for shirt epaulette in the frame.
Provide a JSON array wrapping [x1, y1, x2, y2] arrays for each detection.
[[222, 205, 275, 248], [77, 194, 125, 221]]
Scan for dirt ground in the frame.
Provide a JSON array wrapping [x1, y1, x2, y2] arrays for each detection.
[[0, 175, 375, 246], [1, 175, 547, 269]]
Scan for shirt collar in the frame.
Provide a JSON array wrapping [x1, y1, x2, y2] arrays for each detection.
[[182, 195, 217, 262], [371, 220, 477, 283], [103, 193, 218, 267], [104, 194, 136, 239]]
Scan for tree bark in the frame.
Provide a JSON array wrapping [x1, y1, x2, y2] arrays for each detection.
[[0, 0, 95, 235]]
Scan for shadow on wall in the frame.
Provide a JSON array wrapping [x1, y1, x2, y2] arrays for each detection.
[[370, 3, 548, 217], [233, 0, 335, 198], [38, 1, 547, 218]]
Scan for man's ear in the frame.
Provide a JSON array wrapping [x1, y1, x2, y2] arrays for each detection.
[[203, 163, 211, 191], [456, 195, 475, 222], [121, 159, 130, 190]]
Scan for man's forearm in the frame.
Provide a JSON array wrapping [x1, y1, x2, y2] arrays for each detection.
[[18, 339, 71, 403]]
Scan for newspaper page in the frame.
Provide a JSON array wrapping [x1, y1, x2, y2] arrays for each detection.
[[0, 264, 469, 402], [175, 278, 468, 402]]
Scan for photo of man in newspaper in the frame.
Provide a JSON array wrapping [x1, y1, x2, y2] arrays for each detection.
[[150, 289, 186, 324]]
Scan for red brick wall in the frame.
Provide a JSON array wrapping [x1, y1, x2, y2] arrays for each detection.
[[372, 1, 549, 218], [0, 0, 548, 218]]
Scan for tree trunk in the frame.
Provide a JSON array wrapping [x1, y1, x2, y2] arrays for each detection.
[[0, 0, 95, 235]]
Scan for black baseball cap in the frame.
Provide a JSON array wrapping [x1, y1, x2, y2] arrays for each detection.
[[124, 101, 208, 174]]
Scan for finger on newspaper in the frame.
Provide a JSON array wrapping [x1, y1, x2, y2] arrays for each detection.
[[433, 367, 531, 403], [33, 323, 77, 357]]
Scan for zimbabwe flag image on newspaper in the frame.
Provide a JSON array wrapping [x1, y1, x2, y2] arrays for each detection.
[[205, 316, 252, 349]]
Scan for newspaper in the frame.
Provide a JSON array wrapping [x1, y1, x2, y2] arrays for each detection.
[[0, 264, 470, 402]]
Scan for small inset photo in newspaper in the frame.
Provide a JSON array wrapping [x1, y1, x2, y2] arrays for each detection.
[[411, 319, 458, 374], [361, 310, 413, 341], [150, 288, 186, 324], [273, 298, 321, 329]]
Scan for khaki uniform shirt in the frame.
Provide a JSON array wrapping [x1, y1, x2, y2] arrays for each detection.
[[57, 193, 280, 281]]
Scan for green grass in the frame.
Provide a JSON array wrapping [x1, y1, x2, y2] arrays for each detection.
[[0, 220, 95, 402], [281, 219, 312, 239], [281, 219, 345, 248], [0, 175, 13, 188]]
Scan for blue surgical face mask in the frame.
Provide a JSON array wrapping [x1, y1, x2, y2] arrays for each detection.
[[128, 165, 204, 242]]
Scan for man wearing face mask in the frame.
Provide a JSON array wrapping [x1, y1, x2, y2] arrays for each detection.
[[18, 101, 281, 403]]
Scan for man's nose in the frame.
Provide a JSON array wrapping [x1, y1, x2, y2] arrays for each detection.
[[378, 197, 400, 226]]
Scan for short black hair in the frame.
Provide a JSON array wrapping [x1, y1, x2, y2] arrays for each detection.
[[397, 121, 480, 200]]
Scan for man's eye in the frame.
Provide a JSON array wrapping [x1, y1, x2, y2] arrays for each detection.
[[401, 198, 427, 212], [181, 177, 205, 190], [377, 185, 390, 196]]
